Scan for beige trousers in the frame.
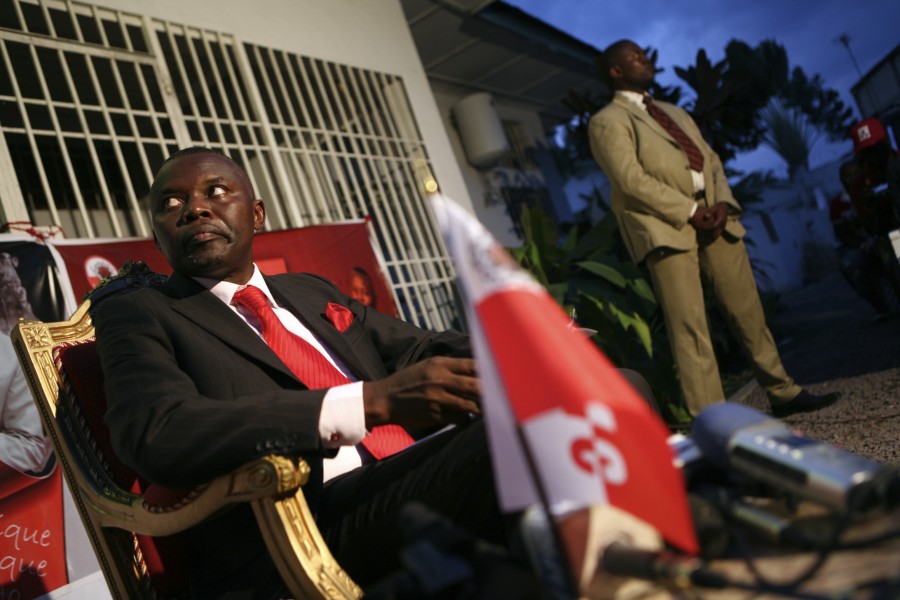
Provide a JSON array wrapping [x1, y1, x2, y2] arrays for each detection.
[[644, 232, 800, 415]]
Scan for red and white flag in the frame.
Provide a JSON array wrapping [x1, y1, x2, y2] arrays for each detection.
[[430, 195, 697, 554]]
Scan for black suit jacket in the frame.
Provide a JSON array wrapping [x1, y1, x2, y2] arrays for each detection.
[[95, 271, 472, 596], [94, 271, 470, 493]]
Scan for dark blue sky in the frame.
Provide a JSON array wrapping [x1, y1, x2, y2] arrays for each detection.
[[507, 0, 899, 177]]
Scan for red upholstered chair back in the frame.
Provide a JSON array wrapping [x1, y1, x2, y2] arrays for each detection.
[[55, 339, 189, 598]]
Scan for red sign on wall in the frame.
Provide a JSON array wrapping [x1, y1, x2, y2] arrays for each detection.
[[51, 221, 397, 316], [0, 469, 66, 598], [1, 238, 69, 599]]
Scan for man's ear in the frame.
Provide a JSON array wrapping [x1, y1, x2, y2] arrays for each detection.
[[253, 199, 266, 232], [609, 65, 622, 83], [152, 232, 161, 251]]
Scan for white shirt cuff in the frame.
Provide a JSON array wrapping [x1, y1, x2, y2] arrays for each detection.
[[319, 382, 366, 448]]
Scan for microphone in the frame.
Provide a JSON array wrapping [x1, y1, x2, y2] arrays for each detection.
[[691, 481, 822, 549], [600, 542, 728, 589], [692, 403, 900, 514], [518, 503, 730, 591], [722, 497, 816, 548], [686, 492, 729, 559]]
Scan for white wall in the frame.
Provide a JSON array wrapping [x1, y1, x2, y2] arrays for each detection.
[[430, 85, 515, 246], [430, 83, 571, 247], [90, 0, 476, 216]]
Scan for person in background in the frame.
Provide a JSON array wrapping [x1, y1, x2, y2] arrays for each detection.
[[830, 159, 897, 320], [587, 39, 839, 418], [348, 266, 377, 308], [849, 118, 900, 238], [0, 253, 55, 480], [849, 118, 900, 317], [0, 333, 55, 479]]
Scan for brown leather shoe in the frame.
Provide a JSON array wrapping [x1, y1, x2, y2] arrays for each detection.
[[771, 390, 840, 418]]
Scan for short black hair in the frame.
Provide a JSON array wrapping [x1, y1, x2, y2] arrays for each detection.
[[158, 146, 227, 171], [598, 39, 636, 87]]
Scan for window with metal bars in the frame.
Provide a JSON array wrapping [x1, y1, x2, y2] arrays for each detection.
[[0, 0, 457, 329]]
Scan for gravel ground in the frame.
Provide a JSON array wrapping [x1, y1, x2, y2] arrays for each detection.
[[727, 271, 900, 467]]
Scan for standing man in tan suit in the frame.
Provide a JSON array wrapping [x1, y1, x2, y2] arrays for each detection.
[[588, 40, 839, 417]]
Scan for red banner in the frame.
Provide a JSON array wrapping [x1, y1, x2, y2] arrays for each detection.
[[0, 237, 68, 598], [52, 221, 397, 316], [0, 469, 66, 598]]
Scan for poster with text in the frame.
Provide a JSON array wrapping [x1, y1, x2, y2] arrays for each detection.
[[0, 236, 69, 599]]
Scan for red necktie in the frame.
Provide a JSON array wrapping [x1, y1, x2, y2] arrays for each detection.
[[233, 285, 414, 459], [643, 95, 705, 173]]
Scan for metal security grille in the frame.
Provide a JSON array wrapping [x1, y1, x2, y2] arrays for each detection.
[[151, 23, 296, 232], [0, 0, 457, 329], [238, 43, 456, 329], [0, 0, 180, 238]]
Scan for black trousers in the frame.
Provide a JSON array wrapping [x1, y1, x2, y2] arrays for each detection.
[[318, 420, 507, 586], [188, 421, 506, 599]]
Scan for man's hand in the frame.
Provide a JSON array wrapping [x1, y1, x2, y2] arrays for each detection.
[[689, 203, 728, 240], [688, 205, 710, 231], [704, 203, 728, 240], [362, 357, 481, 430]]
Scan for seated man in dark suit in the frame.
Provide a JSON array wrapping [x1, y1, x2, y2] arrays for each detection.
[[95, 147, 507, 599], [96, 147, 662, 599]]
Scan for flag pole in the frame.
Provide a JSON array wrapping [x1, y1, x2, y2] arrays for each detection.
[[512, 417, 586, 598]]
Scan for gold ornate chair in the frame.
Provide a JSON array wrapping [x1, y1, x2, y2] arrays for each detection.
[[11, 263, 361, 600]]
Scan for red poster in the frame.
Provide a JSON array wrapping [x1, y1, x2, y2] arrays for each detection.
[[52, 221, 397, 316], [50, 237, 169, 304], [252, 223, 398, 316], [0, 469, 66, 597], [0, 237, 69, 598]]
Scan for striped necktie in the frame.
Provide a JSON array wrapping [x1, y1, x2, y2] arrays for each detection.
[[233, 285, 414, 459], [643, 95, 705, 172]]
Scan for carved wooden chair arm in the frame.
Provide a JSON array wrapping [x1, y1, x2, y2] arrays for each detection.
[[87, 454, 309, 536]]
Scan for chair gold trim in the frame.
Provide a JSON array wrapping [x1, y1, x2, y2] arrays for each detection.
[[12, 300, 362, 599]]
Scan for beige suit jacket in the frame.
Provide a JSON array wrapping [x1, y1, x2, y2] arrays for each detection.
[[589, 94, 745, 264]]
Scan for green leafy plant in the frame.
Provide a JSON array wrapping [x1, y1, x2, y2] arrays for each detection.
[[507, 201, 688, 422]]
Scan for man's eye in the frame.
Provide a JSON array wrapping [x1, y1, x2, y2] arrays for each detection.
[[209, 185, 227, 197], [161, 197, 183, 209]]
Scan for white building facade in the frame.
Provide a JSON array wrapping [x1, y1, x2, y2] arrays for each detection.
[[0, 0, 490, 331]]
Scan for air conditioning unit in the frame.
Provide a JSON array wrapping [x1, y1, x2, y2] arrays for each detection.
[[452, 92, 510, 168]]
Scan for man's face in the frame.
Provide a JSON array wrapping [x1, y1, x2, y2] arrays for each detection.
[[858, 141, 892, 177], [148, 152, 265, 283], [609, 41, 655, 92], [349, 271, 375, 307]]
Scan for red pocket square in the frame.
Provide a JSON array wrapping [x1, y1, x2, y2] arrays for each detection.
[[325, 302, 355, 332]]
